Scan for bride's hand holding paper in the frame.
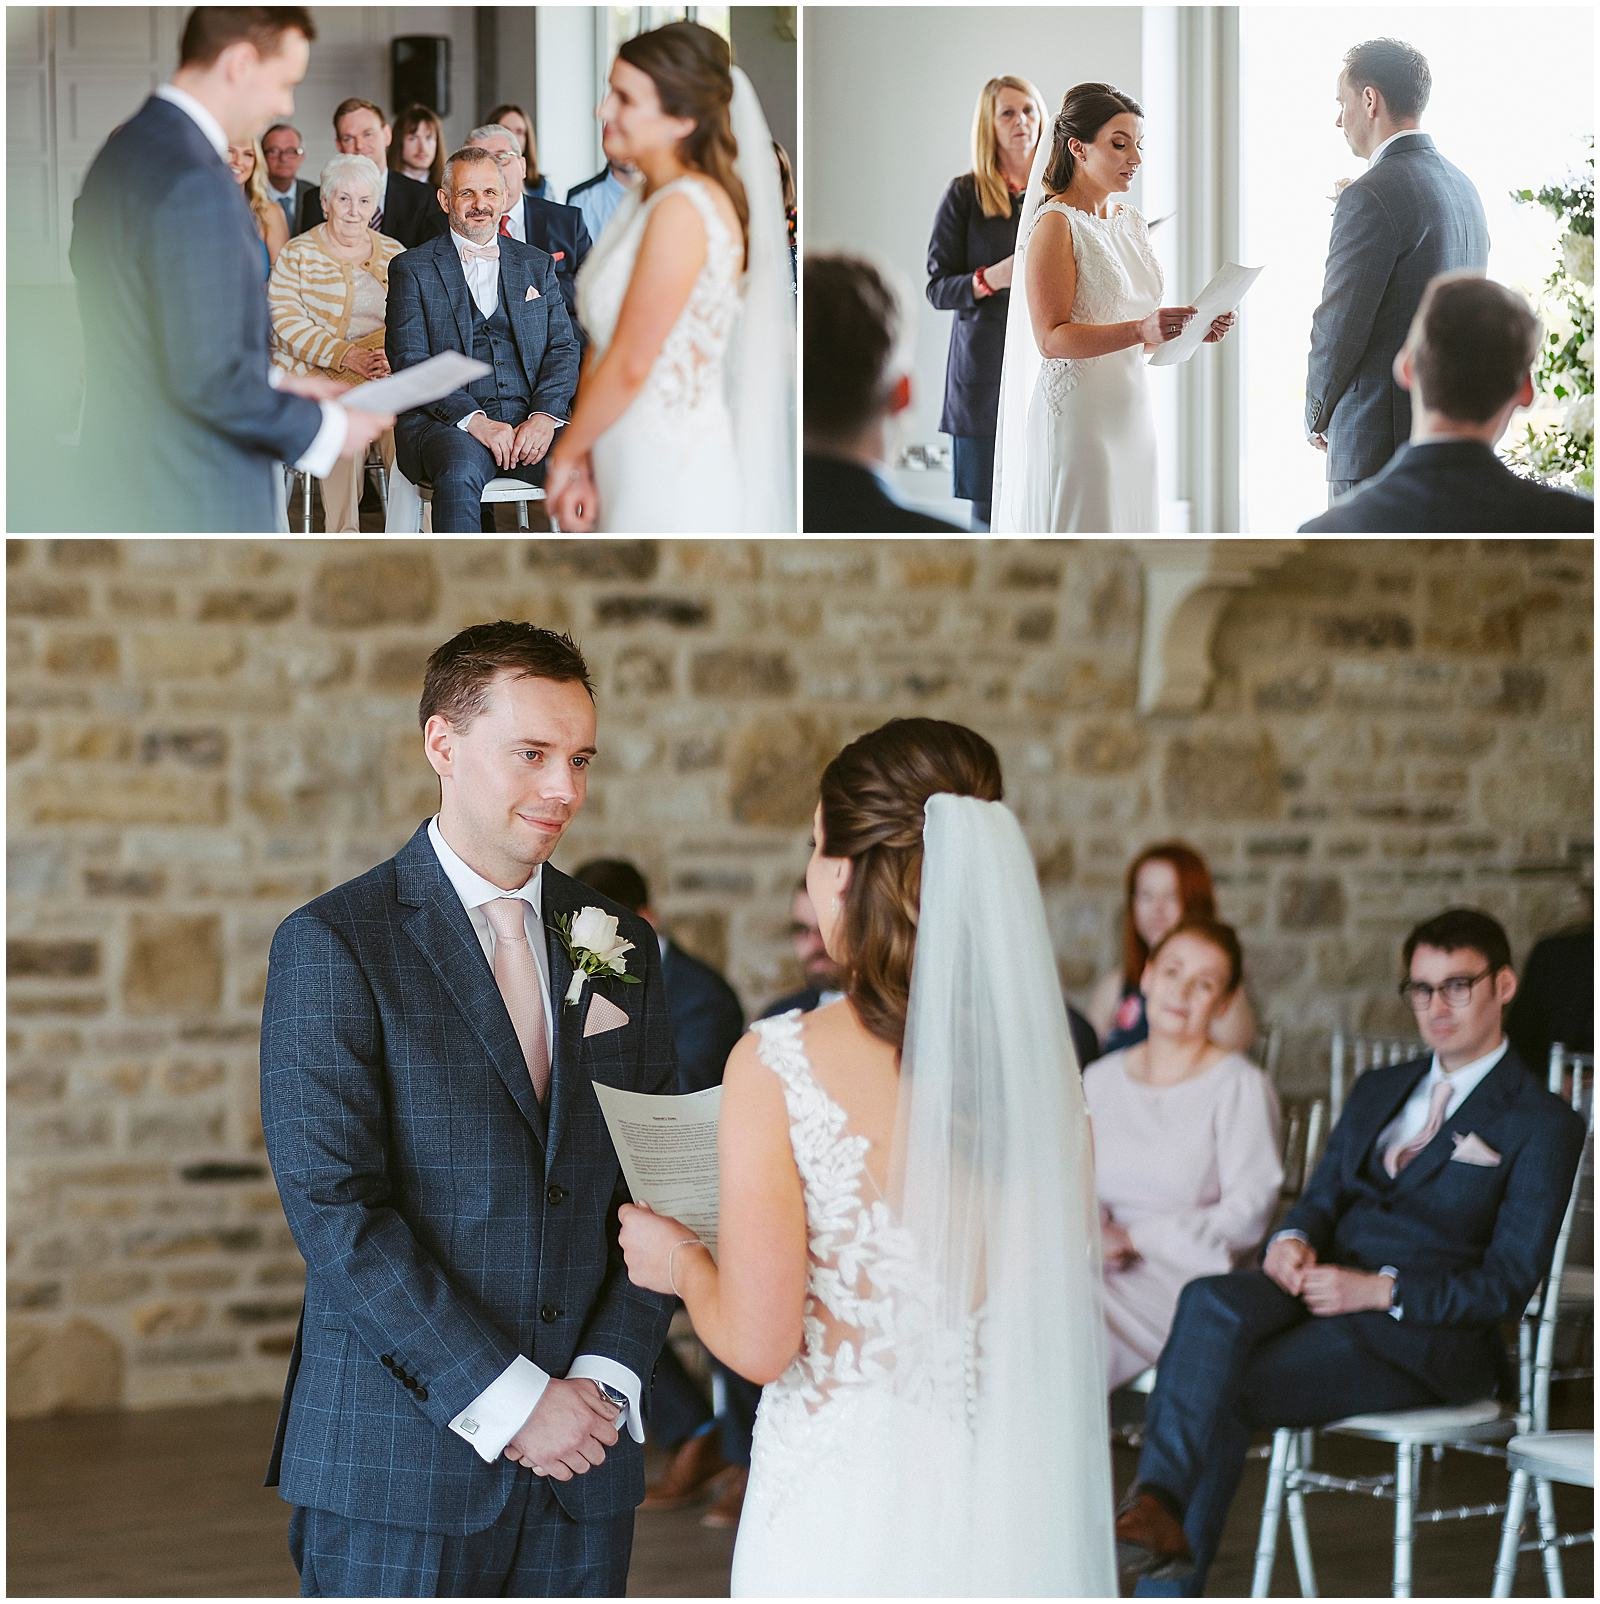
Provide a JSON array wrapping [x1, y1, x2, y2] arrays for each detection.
[[1146, 262, 1263, 365], [619, 1202, 706, 1296], [1136, 304, 1199, 349]]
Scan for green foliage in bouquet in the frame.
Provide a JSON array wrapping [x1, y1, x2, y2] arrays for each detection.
[[1504, 141, 1593, 492]]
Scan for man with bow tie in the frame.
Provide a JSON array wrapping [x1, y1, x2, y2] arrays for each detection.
[[1114, 906, 1586, 1594], [386, 147, 579, 531]]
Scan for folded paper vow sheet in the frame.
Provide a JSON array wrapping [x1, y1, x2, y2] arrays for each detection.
[[593, 1082, 722, 1259], [339, 351, 490, 411], [1147, 262, 1265, 366]]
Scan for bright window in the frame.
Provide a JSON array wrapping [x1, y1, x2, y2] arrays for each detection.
[[1239, 6, 1594, 532]]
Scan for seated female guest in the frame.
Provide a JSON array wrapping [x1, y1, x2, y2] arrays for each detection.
[[1089, 839, 1257, 1054], [390, 103, 444, 190], [1085, 919, 1282, 1389], [229, 136, 289, 274], [487, 102, 551, 198], [926, 76, 1045, 529], [268, 155, 401, 533]]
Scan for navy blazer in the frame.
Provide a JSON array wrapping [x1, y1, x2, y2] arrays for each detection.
[[385, 233, 580, 452], [803, 454, 962, 533], [1305, 134, 1490, 484], [661, 939, 745, 1095], [518, 195, 593, 337], [298, 167, 440, 247], [1278, 1046, 1585, 1401], [926, 173, 1023, 440], [1299, 439, 1595, 532], [261, 825, 676, 1535], [69, 96, 322, 531]]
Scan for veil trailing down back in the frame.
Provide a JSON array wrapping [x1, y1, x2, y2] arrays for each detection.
[[879, 794, 1117, 1594]]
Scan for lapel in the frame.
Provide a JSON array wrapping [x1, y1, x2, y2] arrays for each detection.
[[393, 825, 547, 1149], [540, 864, 587, 1159], [1389, 1047, 1521, 1196], [1348, 1057, 1430, 1182], [430, 234, 476, 356], [497, 241, 540, 376]]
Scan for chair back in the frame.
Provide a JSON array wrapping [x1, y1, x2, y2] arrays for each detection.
[[1328, 1030, 1420, 1124], [1525, 1049, 1594, 1431]]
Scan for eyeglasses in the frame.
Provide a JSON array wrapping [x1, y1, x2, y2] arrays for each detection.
[[1398, 969, 1495, 1010], [264, 145, 303, 157]]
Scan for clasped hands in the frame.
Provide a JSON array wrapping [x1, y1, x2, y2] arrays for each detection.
[[468, 412, 557, 472], [1263, 1236, 1393, 1316], [1136, 307, 1237, 347], [502, 1376, 620, 1481]]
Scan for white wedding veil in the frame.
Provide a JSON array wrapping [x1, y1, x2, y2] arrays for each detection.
[[727, 66, 795, 532], [990, 128, 1053, 533], [878, 794, 1117, 1594]]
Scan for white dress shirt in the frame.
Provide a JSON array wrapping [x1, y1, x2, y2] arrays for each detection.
[[1368, 127, 1426, 166], [154, 84, 346, 477], [1272, 1037, 1507, 1320], [426, 817, 642, 1462]]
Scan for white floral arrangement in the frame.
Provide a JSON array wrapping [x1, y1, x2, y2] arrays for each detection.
[[553, 907, 640, 1005], [1505, 142, 1594, 492]]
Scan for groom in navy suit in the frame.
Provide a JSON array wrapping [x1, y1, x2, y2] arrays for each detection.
[[1116, 907, 1586, 1594], [262, 624, 676, 1595], [386, 148, 580, 532]]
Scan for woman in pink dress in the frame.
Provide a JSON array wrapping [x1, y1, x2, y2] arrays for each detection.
[[1084, 918, 1283, 1389]]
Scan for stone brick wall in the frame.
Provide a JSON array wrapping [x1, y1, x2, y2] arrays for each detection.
[[7, 537, 1591, 1414]]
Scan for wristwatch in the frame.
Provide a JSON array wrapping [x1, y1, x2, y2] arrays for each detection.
[[595, 1381, 628, 1410]]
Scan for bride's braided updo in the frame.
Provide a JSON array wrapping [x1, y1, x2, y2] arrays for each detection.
[[817, 718, 1004, 1051], [1043, 82, 1143, 192]]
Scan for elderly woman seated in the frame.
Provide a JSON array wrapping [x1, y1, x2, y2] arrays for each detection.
[[268, 154, 403, 532], [1083, 918, 1284, 1389]]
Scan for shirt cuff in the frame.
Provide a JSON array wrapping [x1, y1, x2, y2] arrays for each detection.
[[529, 412, 567, 425], [1379, 1265, 1402, 1320], [448, 1354, 550, 1463], [296, 401, 347, 476], [567, 1354, 644, 1444], [1267, 1228, 1311, 1249], [457, 409, 486, 432]]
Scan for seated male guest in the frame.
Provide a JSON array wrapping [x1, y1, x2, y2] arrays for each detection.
[[1301, 273, 1595, 532], [566, 158, 640, 245], [385, 147, 579, 533], [804, 253, 962, 533], [468, 122, 593, 337], [1115, 907, 1587, 1594], [269, 154, 402, 532], [298, 98, 439, 246], [262, 122, 314, 236]]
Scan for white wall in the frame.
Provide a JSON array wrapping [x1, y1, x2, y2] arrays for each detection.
[[805, 6, 1151, 490], [730, 5, 798, 174], [534, 6, 601, 202]]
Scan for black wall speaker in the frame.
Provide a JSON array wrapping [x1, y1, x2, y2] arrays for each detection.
[[392, 36, 449, 119]]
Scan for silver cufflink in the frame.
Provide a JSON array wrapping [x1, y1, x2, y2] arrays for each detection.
[[460, 1417, 479, 1435]]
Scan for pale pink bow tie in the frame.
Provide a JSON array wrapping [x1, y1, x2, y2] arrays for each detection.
[[459, 241, 500, 265], [484, 896, 551, 1106], [1385, 1078, 1453, 1176]]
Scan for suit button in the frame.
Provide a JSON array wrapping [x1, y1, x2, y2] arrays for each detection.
[[541, 1304, 560, 1323], [547, 1184, 567, 1205], [415, 1387, 429, 1402], [380, 1354, 395, 1369], [403, 1376, 417, 1390]]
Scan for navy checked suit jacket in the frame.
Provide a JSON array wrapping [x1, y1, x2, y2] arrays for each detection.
[[519, 195, 594, 340], [385, 233, 580, 461], [69, 96, 323, 531], [261, 824, 676, 1535], [1304, 134, 1489, 485], [1277, 1046, 1584, 1401]]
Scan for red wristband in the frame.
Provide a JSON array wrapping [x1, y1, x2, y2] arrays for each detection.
[[974, 266, 992, 297]]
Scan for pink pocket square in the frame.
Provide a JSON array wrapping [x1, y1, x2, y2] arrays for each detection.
[[525, 285, 540, 301], [552, 251, 566, 263], [1450, 1132, 1502, 1166], [583, 991, 629, 1038]]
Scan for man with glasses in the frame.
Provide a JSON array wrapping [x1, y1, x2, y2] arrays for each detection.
[[1113, 906, 1586, 1594], [262, 120, 312, 235]]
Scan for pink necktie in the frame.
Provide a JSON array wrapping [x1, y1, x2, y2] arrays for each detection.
[[1386, 1078, 1453, 1176], [460, 241, 500, 265], [485, 897, 550, 1105]]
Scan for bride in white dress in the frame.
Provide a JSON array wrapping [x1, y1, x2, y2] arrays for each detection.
[[620, 719, 1116, 1596], [545, 22, 793, 533], [992, 83, 1234, 533]]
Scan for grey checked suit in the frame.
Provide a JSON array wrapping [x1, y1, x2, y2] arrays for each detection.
[[69, 96, 323, 531], [1305, 133, 1489, 490], [262, 824, 675, 1591]]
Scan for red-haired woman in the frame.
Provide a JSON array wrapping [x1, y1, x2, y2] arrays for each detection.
[[1088, 841, 1257, 1055]]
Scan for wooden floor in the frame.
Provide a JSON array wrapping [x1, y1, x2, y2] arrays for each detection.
[[7, 1391, 1591, 1596]]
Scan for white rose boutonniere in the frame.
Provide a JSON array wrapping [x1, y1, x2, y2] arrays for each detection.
[[555, 906, 640, 1005]]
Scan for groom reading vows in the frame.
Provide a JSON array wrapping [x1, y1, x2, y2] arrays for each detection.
[[262, 624, 675, 1595], [1305, 39, 1488, 504], [386, 150, 580, 532]]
